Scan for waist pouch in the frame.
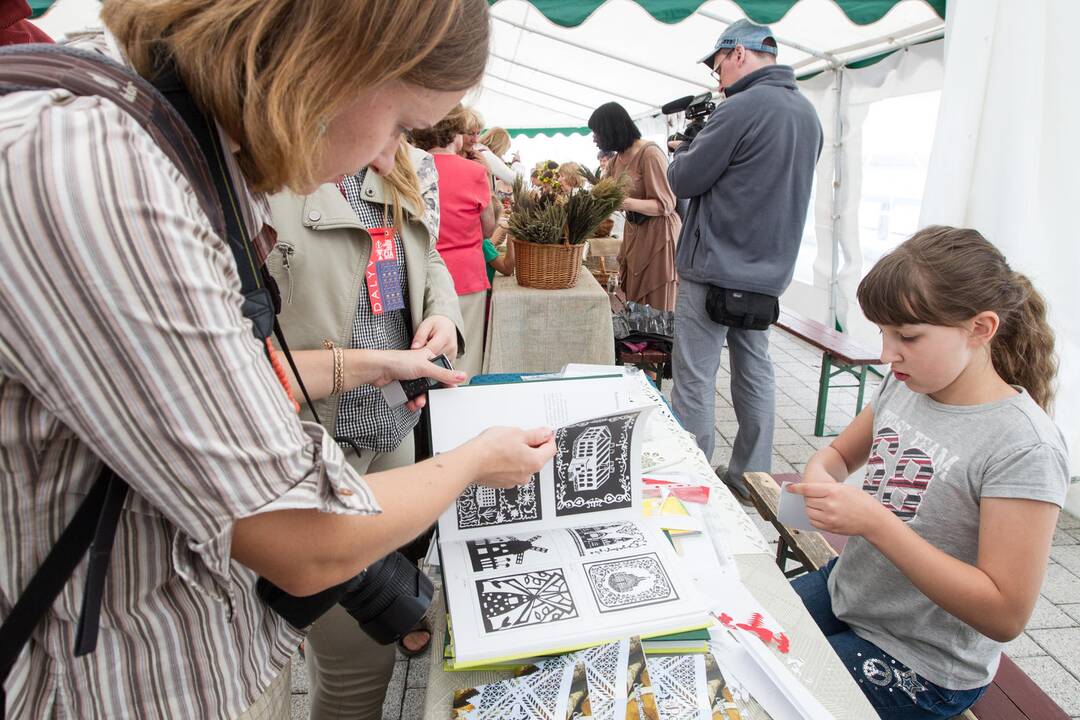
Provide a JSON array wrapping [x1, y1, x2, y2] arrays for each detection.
[[624, 210, 648, 225], [705, 286, 779, 330]]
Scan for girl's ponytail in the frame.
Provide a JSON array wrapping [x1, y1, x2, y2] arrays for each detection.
[[858, 226, 1058, 411], [992, 273, 1057, 411]]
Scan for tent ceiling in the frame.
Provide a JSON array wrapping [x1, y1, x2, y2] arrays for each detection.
[[476, 0, 944, 133]]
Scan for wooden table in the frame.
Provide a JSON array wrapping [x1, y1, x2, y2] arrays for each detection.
[[421, 371, 878, 720], [482, 272, 615, 374]]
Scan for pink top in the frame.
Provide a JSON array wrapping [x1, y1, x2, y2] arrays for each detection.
[[432, 153, 491, 295]]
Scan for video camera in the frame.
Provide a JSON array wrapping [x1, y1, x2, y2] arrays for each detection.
[[662, 92, 716, 143]]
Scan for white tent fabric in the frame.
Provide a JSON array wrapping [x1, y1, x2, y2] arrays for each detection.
[[792, 40, 944, 350], [920, 0, 1080, 483], [475, 0, 943, 130]]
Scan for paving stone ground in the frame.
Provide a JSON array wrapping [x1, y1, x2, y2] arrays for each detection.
[[291, 331, 1080, 718]]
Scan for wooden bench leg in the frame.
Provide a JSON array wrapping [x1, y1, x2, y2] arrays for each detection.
[[775, 537, 812, 579], [855, 364, 869, 414], [814, 352, 832, 437]]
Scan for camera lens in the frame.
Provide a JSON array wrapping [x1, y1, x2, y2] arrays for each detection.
[[338, 551, 434, 645]]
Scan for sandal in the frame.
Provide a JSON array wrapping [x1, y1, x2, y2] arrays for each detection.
[[397, 613, 433, 658]]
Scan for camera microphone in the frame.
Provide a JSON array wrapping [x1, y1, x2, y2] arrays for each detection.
[[661, 95, 695, 115]]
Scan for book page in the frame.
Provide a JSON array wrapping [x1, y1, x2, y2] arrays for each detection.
[[431, 377, 655, 542], [440, 519, 709, 666]]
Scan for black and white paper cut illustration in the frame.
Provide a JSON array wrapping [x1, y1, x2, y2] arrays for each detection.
[[584, 553, 677, 613], [554, 411, 638, 517], [477, 569, 578, 633], [650, 655, 711, 720], [568, 521, 649, 557], [467, 535, 551, 572], [457, 472, 542, 530]]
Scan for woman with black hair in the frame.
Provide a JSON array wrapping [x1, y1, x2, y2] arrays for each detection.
[[588, 102, 681, 310]]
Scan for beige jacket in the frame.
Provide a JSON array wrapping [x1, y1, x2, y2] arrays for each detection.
[[267, 153, 463, 433]]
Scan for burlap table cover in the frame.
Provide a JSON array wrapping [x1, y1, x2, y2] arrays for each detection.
[[482, 272, 615, 374], [421, 371, 876, 720]]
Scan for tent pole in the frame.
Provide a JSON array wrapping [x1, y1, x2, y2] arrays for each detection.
[[829, 67, 844, 331], [489, 52, 658, 109], [479, 86, 587, 123], [492, 16, 713, 90], [485, 73, 597, 112], [794, 29, 944, 75]]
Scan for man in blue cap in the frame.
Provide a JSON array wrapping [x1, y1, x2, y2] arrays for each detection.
[[667, 19, 822, 499]]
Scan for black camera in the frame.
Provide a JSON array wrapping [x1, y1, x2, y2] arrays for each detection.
[[257, 551, 434, 644], [662, 92, 716, 143]]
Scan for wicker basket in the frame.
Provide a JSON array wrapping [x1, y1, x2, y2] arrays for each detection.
[[512, 236, 586, 290]]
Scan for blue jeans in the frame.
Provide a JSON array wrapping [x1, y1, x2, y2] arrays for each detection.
[[792, 559, 987, 720]]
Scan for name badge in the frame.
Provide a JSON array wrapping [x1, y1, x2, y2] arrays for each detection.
[[365, 227, 405, 315]]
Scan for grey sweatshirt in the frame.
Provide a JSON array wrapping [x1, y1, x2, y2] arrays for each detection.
[[667, 64, 822, 296]]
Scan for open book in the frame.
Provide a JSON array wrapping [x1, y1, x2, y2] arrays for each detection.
[[430, 376, 712, 668]]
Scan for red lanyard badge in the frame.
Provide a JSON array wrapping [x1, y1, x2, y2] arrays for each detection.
[[365, 226, 406, 315]]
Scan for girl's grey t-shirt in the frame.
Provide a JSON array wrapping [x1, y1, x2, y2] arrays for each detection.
[[829, 377, 1069, 690]]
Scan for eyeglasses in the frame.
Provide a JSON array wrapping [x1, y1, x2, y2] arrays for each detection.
[[709, 49, 734, 81]]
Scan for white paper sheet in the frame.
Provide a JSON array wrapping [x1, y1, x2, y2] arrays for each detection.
[[777, 481, 817, 532]]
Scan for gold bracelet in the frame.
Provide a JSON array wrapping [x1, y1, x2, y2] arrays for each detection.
[[324, 340, 345, 395]]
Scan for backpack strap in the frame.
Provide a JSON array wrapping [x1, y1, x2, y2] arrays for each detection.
[[0, 468, 123, 718]]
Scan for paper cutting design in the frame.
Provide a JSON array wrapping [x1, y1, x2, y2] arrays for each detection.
[[457, 472, 542, 530], [566, 662, 593, 720], [467, 535, 550, 572], [625, 637, 659, 720], [554, 412, 638, 517], [477, 569, 578, 633], [452, 656, 572, 720], [568, 521, 649, 557], [650, 655, 710, 720], [703, 654, 743, 720], [585, 553, 677, 613]]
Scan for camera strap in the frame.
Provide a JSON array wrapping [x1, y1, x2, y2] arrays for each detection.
[[0, 44, 321, 716]]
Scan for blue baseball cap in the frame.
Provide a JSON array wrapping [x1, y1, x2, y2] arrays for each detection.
[[699, 19, 778, 67]]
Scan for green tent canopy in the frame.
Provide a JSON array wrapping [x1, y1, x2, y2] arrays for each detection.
[[487, 0, 944, 27]]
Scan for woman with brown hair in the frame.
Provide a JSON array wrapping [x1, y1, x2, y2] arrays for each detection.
[[412, 107, 497, 377], [589, 101, 681, 311], [0, 2, 555, 719]]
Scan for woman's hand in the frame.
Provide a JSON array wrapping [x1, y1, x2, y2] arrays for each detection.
[[784, 482, 891, 538], [411, 314, 458, 359], [366, 348, 466, 388], [467, 426, 556, 489]]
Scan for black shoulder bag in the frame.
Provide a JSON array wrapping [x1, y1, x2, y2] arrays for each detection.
[[705, 286, 780, 331]]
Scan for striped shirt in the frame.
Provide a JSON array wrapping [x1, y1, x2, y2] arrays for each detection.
[[0, 48, 380, 719]]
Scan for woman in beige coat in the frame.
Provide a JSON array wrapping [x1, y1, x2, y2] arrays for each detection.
[[268, 141, 463, 720]]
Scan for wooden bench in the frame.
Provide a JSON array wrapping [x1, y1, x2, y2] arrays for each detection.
[[773, 308, 881, 436], [743, 471, 1069, 720]]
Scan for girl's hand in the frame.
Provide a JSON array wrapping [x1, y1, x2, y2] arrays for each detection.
[[785, 482, 890, 538], [467, 426, 556, 489], [411, 315, 458, 359]]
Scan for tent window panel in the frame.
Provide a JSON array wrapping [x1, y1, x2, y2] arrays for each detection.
[[793, 175, 819, 286], [857, 90, 941, 274]]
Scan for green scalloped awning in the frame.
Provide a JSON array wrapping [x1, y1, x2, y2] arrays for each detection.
[[28, 1, 57, 18], [506, 126, 592, 138], [488, 0, 945, 27]]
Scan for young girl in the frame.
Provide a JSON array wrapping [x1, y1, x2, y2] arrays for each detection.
[[787, 226, 1069, 720]]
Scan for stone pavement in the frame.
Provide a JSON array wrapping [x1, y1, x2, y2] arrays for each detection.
[[291, 329, 1080, 718]]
